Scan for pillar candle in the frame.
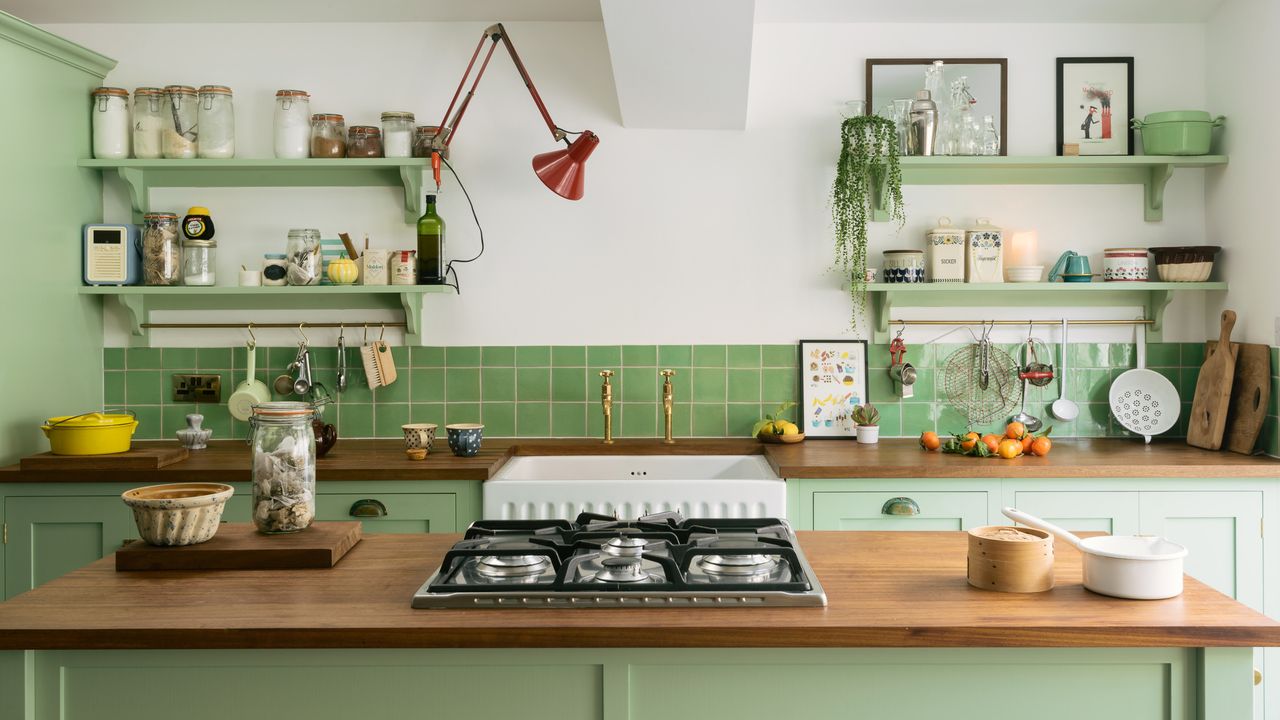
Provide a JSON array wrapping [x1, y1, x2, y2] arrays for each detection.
[[1006, 231, 1039, 267]]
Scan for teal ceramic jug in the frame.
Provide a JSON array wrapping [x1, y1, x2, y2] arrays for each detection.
[[1048, 251, 1092, 282]]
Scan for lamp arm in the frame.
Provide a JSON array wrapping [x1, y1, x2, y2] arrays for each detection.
[[434, 23, 567, 151]]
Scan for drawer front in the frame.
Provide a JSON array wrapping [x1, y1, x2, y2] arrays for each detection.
[[315, 493, 457, 534], [1010, 491, 1140, 535], [812, 491, 988, 531]]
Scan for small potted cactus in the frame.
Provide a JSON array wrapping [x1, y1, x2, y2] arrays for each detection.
[[852, 402, 880, 444]]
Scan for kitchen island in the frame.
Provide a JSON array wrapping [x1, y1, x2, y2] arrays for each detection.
[[0, 531, 1275, 719]]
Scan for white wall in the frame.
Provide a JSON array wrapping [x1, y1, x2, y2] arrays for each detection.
[[47, 20, 1213, 348], [1206, 0, 1279, 347]]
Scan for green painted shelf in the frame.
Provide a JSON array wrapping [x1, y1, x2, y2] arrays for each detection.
[[872, 155, 1229, 222], [865, 281, 1229, 343], [80, 285, 456, 345], [78, 158, 434, 224]]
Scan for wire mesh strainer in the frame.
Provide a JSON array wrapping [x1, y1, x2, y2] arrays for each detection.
[[943, 325, 1020, 426]]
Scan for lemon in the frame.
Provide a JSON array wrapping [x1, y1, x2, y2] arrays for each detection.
[[757, 421, 776, 436], [778, 421, 799, 436]]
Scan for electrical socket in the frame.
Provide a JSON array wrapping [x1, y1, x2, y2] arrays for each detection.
[[172, 374, 222, 403]]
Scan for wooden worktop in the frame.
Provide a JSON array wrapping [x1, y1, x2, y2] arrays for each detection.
[[2, 437, 1274, 482], [0, 531, 1276, 650]]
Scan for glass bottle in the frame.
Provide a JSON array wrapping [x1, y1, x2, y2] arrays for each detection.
[[979, 115, 1001, 156], [197, 85, 235, 158], [91, 87, 130, 159], [416, 195, 446, 284], [132, 87, 165, 159], [249, 402, 316, 534], [162, 85, 198, 158]]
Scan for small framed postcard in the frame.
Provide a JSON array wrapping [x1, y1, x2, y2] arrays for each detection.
[[1056, 57, 1134, 156], [798, 339, 869, 438]]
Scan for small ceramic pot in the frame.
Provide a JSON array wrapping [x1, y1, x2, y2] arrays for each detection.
[[856, 425, 880, 444], [402, 423, 437, 452], [121, 482, 234, 546], [1103, 248, 1150, 282], [882, 250, 925, 284], [446, 423, 484, 457]]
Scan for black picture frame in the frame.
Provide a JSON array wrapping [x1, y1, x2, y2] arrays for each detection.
[[1056, 57, 1135, 156], [797, 339, 870, 439]]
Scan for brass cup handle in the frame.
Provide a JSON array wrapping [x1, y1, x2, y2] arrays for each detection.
[[1255, 668, 1263, 686], [882, 497, 921, 516], [349, 499, 389, 518]]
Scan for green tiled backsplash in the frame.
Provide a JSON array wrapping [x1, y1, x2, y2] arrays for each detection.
[[104, 343, 1276, 451]]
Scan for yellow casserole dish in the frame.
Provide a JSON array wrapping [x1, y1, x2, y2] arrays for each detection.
[[41, 411, 138, 455]]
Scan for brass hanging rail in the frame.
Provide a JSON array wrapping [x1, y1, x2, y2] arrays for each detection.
[[890, 319, 1154, 327], [140, 322, 407, 329]]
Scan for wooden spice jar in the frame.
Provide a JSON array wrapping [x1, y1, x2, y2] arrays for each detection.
[[967, 525, 1054, 593]]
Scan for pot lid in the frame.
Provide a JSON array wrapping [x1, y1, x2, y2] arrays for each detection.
[[44, 412, 135, 428], [1081, 534, 1188, 561], [1140, 110, 1216, 124]]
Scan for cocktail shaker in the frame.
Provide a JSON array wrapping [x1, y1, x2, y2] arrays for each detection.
[[908, 90, 938, 156]]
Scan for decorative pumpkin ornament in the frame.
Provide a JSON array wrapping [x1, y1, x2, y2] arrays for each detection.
[[327, 252, 359, 285]]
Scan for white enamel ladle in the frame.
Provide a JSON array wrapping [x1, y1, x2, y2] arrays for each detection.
[[1050, 318, 1079, 422]]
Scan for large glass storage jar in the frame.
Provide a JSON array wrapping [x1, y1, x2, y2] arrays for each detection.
[[182, 238, 216, 286], [162, 85, 199, 158], [412, 125, 447, 158], [91, 87, 130, 159], [249, 402, 316, 534], [347, 125, 383, 157], [381, 111, 414, 157], [197, 85, 235, 158], [286, 228, 322, 285], [132, 87, 164, 159], [141, 213, 181, 285], [310, 113, 346, 158], [274, 89, 311, 158]]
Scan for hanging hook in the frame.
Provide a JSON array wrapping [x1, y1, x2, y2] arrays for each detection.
[[1027, 320, 1035, 340], [363, 323, 369, 344], [297, 322, 309, 346], [379, 323, 386, 342], [338, 322, 345, 341], [246, 322, 256, 348], [894, 323, 906, 341]]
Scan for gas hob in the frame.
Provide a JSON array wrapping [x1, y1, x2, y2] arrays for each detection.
[[412, 511, 827, 608]]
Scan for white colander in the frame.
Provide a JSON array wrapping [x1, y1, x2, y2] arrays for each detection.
[[1109, 327, 1180, 443]]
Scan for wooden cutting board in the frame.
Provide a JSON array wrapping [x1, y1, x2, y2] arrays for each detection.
[[1186, 310, 1238, 450], [116, 522, 362, 571], [1208, 341, 1272, 455], [20, 446, 188, 471]]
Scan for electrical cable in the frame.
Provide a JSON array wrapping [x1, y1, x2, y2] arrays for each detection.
[[437, 155, 484, 295]]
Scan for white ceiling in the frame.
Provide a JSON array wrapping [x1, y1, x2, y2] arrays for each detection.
[[10, 0, 1225, 24]]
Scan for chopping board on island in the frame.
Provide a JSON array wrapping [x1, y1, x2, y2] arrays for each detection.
[[116, 522, 362, 571], [1204, 340, 1272, 455], [1186, 310, 1238, 450]]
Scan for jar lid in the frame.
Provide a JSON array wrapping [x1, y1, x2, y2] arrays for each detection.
[[163, 85, 197, 95], [312, 113, 344, 122], [264, 253, 288, 259], [133, 86, 163, 96], [349, 125, 381, 136], [186, 206, 210, 216], [414, 125, 444, 135], [381, 111, 415, 121], [276, 89, 310, 98], [91, 86, 128, 97], [288, 228, 321, 236], [252, 401, 315, 418], [198, 85, 233, 95], [143, 212, 178, 220], [183, 238, 216, 247]]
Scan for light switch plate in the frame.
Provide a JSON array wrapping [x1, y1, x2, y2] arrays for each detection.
[[172, 374, 221, 403]]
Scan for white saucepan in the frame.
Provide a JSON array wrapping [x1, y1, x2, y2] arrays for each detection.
[[1002, 507, 1188, 600]]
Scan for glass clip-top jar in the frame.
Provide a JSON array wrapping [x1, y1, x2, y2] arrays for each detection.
[[197, 85, 235, 158], [163, 85, 199, 158], [310, 113, 346, 158], [142, 212, 181, 286], [381, 111, 414, 158], [132, 87, 165, 159], [249, 402, 317, 534], [286, 228, 322, 285], [274, 89, 311, 159], [91, 86, 130, 159]]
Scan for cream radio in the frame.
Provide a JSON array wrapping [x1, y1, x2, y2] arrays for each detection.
[[83, 224, 140, 285]]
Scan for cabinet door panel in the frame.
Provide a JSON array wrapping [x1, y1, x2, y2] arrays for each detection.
[[4, 496, 136, 598], [812, 492, 987, 531], [1010, 491, 1141, 535], [315, 493, 456, 534], [1138, 492, 1263, 608]]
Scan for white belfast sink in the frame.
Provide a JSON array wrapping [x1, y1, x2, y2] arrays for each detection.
[[483, 454, 784, 520]]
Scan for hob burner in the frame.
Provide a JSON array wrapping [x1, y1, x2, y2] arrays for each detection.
[[697, 553, 780, 576], [476, 554, 552, 578], [592, 556, 657, 583], [601, 536, 648, 557]]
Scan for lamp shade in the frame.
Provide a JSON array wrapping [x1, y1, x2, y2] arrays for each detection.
[[532, 131, 599, 200]]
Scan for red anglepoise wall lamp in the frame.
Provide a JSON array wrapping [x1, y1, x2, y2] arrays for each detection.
[[430, 23, 600, 200]]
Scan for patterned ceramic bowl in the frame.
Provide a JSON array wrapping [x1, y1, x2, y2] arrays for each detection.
[[121, 482, 234, 546], [446, 423, 484, 457]]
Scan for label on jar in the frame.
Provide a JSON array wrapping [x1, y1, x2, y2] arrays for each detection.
[[263, 263, 287, 281]]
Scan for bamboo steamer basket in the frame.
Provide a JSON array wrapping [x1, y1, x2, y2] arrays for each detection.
[[967, 525, 1055, 593]]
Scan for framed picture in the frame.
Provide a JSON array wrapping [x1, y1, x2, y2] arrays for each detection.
[[798, 340, 869, 438], [1056, 57, 1134, 156]]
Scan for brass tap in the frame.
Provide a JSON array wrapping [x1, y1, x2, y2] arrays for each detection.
[[660, 369, 675, 444], [599, 370, 614, 444]]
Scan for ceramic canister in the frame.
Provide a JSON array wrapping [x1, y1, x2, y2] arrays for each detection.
[[965, 217, 1004, 283], [882, 250, 925, 284], [1103, 248, 1150, 282], [926, 216, 966, 282]]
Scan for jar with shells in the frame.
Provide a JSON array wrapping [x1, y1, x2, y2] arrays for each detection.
[[142, 213, 182, 285], [249, 402, 317, 534]]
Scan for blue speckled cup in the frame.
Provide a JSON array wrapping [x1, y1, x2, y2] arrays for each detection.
[[446, 423, 484, 457]]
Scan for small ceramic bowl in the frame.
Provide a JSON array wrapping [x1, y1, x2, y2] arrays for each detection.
[[121, 482, 234, 546], [1005, 265, 1044, 283], [446, 423, 484, 457]]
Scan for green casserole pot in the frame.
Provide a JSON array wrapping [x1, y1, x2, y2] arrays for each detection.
[[1131, 111, 1225, 156]]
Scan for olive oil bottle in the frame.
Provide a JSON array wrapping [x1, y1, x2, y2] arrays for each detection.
[[416, 194, 445, 284]]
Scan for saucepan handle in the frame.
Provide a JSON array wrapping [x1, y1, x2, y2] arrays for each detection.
[[1002, 507, 1085, 549]]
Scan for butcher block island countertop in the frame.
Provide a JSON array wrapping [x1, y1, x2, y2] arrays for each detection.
[[1, 531, 1276, 650], [2, 437, 1276, 482]]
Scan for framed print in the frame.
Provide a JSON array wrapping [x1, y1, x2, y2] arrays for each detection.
[[1056, 57, 1134, 156], [799, 339, 869, 438]]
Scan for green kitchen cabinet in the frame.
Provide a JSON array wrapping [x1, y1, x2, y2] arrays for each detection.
[[1138, 491, 1263, 608], [3, 496, 136, 599], [316, 493, 457, 533], [1008, 490, 1142, 534], [802, 480, 999, 531]]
